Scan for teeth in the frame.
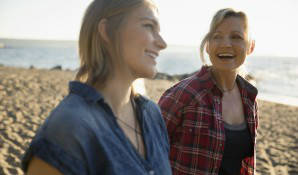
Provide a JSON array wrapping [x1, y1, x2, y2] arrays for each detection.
[[146, 52, 158, 58], [218, 53, 234, 57]]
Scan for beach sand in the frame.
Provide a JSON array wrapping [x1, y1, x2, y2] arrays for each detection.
[[0, 66, 297, 175]]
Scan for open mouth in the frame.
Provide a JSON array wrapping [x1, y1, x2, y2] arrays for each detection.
[[217, 53, 235, 59], [145, 50, 158, 59]]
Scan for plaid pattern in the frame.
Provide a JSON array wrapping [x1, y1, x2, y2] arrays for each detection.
[[159, 66, 258, 175]]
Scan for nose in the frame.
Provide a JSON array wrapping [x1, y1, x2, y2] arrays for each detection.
[[155, 33, 167, 50], [221, 37, 232, 47]]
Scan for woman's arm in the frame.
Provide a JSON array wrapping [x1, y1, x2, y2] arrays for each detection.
[[26, 156, 63, 175], [158, 92, 184, 142]]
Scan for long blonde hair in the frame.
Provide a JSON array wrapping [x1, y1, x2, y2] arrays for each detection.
[[76, 0, 155, 88]]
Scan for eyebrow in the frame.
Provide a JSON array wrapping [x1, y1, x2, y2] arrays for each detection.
[[232, 31, 244, 34], [214, 31, 244, 35], [139, 17, 160, 27]]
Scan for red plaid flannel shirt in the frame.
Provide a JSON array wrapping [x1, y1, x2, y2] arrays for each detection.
[[159, 66, 258, 175]]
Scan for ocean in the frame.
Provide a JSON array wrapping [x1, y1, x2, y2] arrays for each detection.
[[1, 38, 298, 106]]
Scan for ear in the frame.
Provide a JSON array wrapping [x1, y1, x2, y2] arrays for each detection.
[[98, 18, 110, 43], [247, 39, 255, 55]]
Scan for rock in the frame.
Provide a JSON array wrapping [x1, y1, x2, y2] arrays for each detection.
[[50, 65, 62, 70], [155, 71, 256, 83], [154, 72, 175, 81], [155, 71, 196, 81]]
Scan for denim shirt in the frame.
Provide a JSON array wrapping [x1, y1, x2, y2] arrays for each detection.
[[22, 81, 172, 175]]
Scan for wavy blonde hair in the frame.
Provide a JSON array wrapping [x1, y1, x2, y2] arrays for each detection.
[[76, 0, 156, 88]]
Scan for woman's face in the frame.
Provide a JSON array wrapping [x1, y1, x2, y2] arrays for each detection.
[[207, 16, 252, 72], [118, 3, 167, 79]]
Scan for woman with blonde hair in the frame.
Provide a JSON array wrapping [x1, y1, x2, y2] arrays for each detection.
[[22, 0, 171, 174], [159, 8, 258, 175]]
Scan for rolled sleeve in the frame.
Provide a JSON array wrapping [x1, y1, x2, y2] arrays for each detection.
[[22, 105, 89, 175], [22, 137, 86, 175]]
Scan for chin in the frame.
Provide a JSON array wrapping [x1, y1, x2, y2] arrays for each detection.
[[139, 68, 157, 79], [215, 63, 241, 71]]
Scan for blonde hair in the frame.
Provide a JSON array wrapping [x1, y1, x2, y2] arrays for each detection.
[[76, 0, 155, 88], [200, 8, 250, 65]]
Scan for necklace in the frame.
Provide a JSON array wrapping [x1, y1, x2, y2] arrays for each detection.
[[219, 82, 236, 93], [114, 96, 141, 152], [132, 97, 140, 152], [115, 118, 141, 135]]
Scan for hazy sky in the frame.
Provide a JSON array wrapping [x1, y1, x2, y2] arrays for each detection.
[[1, 0, 297, 57]]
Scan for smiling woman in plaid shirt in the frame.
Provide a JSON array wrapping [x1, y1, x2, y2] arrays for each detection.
[[159, 8, 258, 175]]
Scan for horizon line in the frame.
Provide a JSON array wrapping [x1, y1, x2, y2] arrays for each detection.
[[1, 37, 297, 58]]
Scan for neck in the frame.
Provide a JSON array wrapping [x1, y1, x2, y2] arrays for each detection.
[[95, 74, 135, 117], [211, 66, 238, 93]]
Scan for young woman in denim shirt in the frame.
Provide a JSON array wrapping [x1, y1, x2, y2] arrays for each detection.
[[22, 0, 171, 174]]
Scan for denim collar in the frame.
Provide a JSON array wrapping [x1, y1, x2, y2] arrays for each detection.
[[69, 81, 151, 108], [69, 81, 104, 103]]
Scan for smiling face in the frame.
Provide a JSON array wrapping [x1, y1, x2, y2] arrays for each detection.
[[118, 2, 167, 79], [206, 16, 253, 72]]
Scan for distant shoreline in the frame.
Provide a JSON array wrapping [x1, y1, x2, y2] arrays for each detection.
[[257, 93, 298, 107]]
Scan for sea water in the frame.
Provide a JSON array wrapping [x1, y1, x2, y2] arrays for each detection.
[[0, 39, 297, 106]]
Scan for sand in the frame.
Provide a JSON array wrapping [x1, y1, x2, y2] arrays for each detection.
[[0, 66, 297, 175]]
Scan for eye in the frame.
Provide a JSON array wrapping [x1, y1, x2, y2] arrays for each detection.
[[144, 23, 154, 31], [231, 34, 243, 40]]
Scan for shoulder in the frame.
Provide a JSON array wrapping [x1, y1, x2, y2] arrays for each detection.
[[47, 94, 88, 125], [39, 94, 97, 146], [22, 95, 91, 174], [22, 95, 95, 170], [237, 75, 258, 94], [159, 71, 209, 107], [237, 75, 258, 102]]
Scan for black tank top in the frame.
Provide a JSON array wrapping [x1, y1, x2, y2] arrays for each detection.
[[219, 121, 253, 175]]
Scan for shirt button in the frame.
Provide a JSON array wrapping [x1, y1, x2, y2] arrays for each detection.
[[148, 170, 155, 175]]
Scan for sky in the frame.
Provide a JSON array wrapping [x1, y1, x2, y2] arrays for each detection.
[[0, 0, 298, 57]]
